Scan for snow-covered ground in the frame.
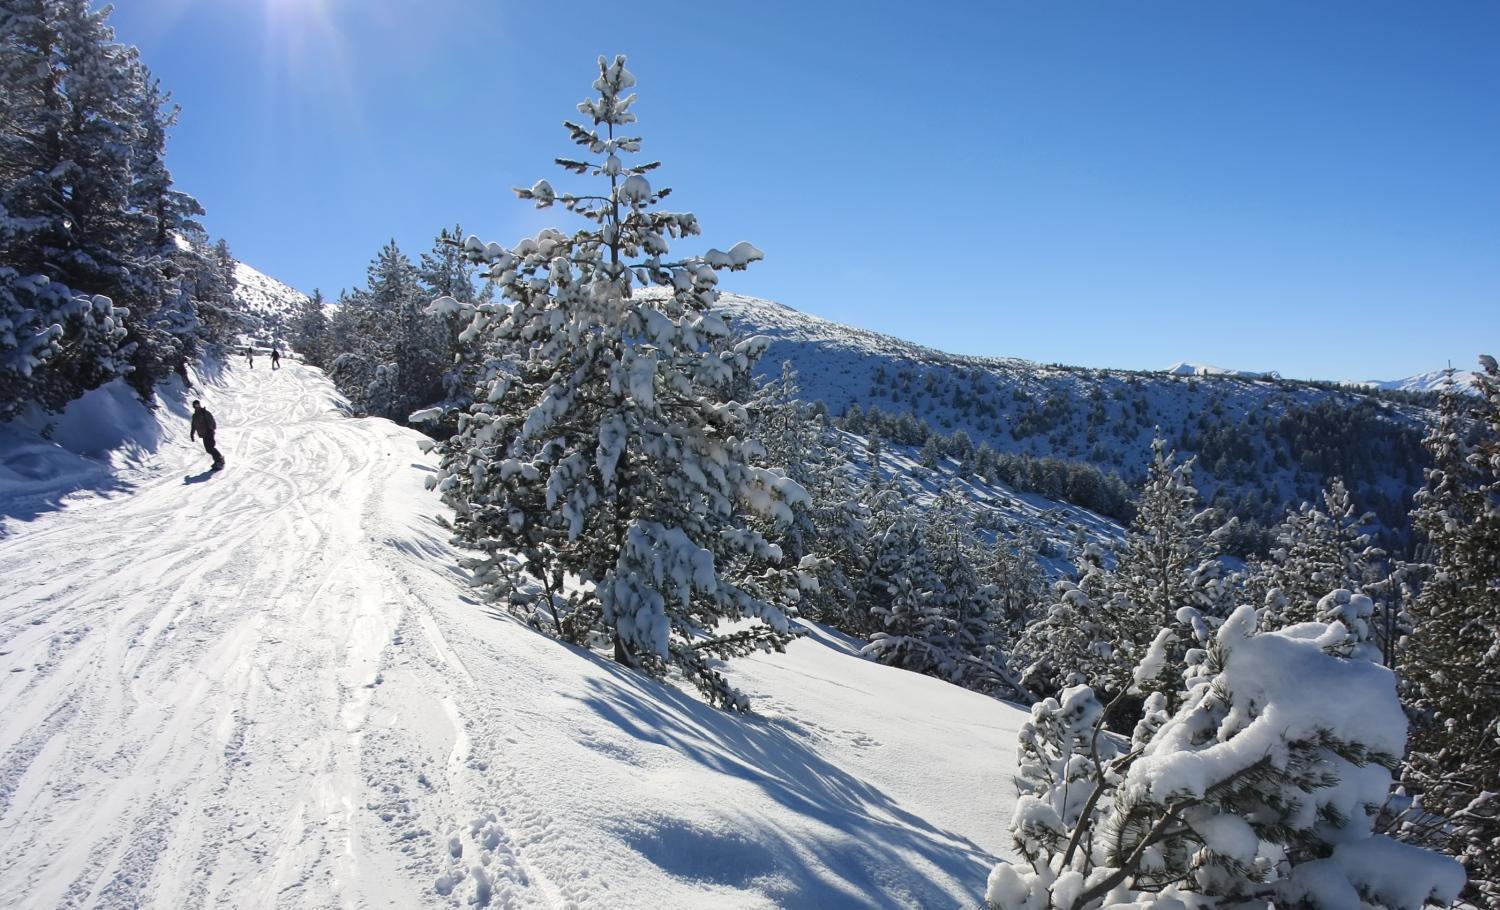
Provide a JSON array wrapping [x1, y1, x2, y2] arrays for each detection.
[[234, 261, 309, 333], [0, 359, 1023, 908], [1163, 361, 1274, 380], [1356, 367, 1481, 395]]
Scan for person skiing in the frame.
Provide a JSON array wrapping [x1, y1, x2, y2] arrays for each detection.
[[245, 345, 254, 368], [190, 400, 224, 470], [270, 346, 281, 370]]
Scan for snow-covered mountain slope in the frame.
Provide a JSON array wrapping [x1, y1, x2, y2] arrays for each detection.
[[233, 260, 308, 331], [1359, 368, 1480, 395], [846, 427, 1123, 570], [1164, 361, 1273, 380], [0, 359, 1022, 908], [711, 292, 1433, 538]]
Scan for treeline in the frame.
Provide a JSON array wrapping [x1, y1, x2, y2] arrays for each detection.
[[1, 0, 241, 420], [286, 228, 484, 425]]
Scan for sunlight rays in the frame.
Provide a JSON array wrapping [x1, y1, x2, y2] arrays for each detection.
[[255, 0, 366, 138]]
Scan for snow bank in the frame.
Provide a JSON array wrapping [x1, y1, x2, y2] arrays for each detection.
[[0, 372, 192, 524]]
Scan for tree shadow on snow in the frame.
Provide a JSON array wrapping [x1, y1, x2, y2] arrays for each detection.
[[0, 452, 136, 538], [570, 657, 996, 907]]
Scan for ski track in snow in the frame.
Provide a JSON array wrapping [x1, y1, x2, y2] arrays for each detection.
[[0, 361, 1022, 909]]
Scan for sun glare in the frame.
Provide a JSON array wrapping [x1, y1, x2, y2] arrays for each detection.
[[254, 0, 360, 127]]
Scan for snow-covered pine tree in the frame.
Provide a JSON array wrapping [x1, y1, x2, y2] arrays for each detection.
[[120, 67, 214, 392], [858, 487, 1032, 700], [742, 359, 868, 623], [428, 56, 811, 710], [289, 289, 330, 367], [0, 0, 136, 413], [1106, 436, 1232, 710], [417, 225, 480, 404], [1013, 545, 1120, 699], [1250, 477, 1386, 628], [1396, 358, 1500, 905], [987, 603, 1466, 910], [926, 490, 1031, 699], [987, 529, 1047, 644], [1, 0, 221, 414], [860, 498, 947, 674], [329, 241, 446, 422], [200, 237, 241, 342], [0, 271, 125, 418]]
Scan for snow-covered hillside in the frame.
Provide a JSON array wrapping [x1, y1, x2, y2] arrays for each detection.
[[1360, 368, 1481, 395], [0, 359, 1023, 908], [1164, 361, 1274, 380], [233, 261, 308, 332], [710, 291, 1433, 538]]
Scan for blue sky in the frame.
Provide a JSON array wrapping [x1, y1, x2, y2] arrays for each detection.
[[108, 0, 1498, 381]]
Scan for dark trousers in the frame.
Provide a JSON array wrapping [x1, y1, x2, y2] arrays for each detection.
[[201, 434, 223, 464]]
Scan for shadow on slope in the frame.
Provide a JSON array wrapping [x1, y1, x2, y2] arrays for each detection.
[[573, 656, 993, 906], [0, 361, 227, 535]]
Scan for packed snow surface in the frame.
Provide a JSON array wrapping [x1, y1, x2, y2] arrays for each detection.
[[0, 359, 1023, 908]]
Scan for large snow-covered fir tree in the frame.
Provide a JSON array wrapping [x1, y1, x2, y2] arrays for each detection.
[[987, 604, 1465, 910], [1395, 359, 1500, 905], [427, 56, 813, 709]]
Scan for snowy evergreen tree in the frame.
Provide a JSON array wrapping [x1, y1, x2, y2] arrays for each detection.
[[858, 488, 1030, 700], [986, 530, 1048, 651], [289, 288, 330, 367], [1, 0, 135, 411], [860, 501, 948, 674], [987, 604, 1465, 910], [428, 56, 811, 709], [1013, 545, 1120, 699], [1250, 478, 1386, 629], [1395, 359, 1500, 905], [118, 70, 220, 392], [1, 0, 222, 415], [193, 236, 241, 345], [417, 225, 481, 404], [1105, 437, 1232, 710], [328, 241, 446, 422]]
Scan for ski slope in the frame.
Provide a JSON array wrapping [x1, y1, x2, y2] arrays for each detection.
[[0, 359, 1024, 908]]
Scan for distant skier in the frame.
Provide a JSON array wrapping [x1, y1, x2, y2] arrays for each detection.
[[270, 346, 281, 370], [190, 400, 224, 470], [245, 346, 254, 368]]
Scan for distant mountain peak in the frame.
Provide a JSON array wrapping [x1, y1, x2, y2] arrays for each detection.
[[1163, 361, 1275, 381], [1353, 368, 1481, 395]]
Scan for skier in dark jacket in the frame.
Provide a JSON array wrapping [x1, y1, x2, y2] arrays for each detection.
[[190, 400, 224, 469], [270, 346, 281, 370]]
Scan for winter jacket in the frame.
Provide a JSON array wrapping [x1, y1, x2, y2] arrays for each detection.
[[191, 408, 216, 440]]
